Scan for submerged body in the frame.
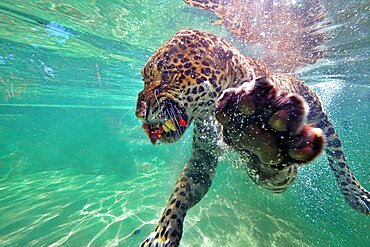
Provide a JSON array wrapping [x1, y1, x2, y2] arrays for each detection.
[[135, 30, 369, 246]]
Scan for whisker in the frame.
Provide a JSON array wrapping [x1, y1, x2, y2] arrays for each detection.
[[169, 109, 180, 138], [120, 108, 142, 131], [173, 100, 191, 119], [127, 116, 141, 128], [132, 71, 142, 80], [120, 106, 141, 124], [169, 105, 182, 136], [129, 125, 141, 132], [121, 107, 137, 120]]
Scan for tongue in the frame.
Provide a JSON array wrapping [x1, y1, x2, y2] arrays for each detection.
[[154, 127, 162, 140], [142, 124, 163, 145]]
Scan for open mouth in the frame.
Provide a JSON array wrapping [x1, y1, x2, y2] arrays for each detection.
[[137, 95, 190, 145], [142, 118, 188, 145]]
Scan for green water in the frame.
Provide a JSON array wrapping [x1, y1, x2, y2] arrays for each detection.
[[0, 1, 369, 246]]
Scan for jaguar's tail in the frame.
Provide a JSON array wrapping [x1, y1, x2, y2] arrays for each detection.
[[316, 113, 370, 215]]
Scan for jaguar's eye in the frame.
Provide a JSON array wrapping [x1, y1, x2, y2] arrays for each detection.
[[162, 71, 174, 84]]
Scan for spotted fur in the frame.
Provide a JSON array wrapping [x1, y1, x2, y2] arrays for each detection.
[[137, 30, 369, 247]]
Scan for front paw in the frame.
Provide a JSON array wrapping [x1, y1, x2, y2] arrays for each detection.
[[215, 77, 325, 167], [140, 223, 182, 247]]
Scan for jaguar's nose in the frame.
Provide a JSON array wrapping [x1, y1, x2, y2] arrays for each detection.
[[136, 91, 148, 120], [135, 100, 147, 119]]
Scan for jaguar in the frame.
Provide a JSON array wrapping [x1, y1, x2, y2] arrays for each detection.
[[135, 29, 369, 247]]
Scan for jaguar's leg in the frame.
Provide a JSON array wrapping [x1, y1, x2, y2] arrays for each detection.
[[141, 119, 220, 247], [215, 77, 325, 192]]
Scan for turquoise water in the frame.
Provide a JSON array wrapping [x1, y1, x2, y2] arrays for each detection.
[[0, 1, 369, 246]]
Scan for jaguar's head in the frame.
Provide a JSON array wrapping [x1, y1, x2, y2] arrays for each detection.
[[136, 29, 237, 144], [135, 42, 191, 144], [136, 86, 191, 145]]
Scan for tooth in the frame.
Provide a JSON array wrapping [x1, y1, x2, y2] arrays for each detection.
[[162, 124, 170, 132], [165, 120, 176, 131]]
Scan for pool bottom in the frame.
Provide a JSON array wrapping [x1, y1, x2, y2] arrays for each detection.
[[2, 161, 363, 247]]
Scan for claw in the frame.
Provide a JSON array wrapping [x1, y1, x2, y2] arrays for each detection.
[[269, 110, 288, 132], [238, 93, 255, 115], [288, 126, 325, 163], [215, 111, 229, 125], [288, 146, 315, 161]]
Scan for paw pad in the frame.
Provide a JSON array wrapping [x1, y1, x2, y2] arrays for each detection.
[[216, 77, 325, 167]]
